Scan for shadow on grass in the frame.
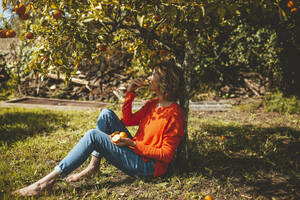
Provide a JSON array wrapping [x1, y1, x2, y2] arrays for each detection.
[[53, 175, 136, 197], [0, 108, 68, 146], [80, 175, 135, 191], [181, 124, 300, 199]]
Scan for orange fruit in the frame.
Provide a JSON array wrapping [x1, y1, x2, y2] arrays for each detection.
[[15, 4, 26, 16], [204, 194, 213, 200], [119, 132, 127, 138], [41, 55, 48, 62], [6, 30, 16, 38], [53, 10, 62, 20], [150, 50, 156, 58], [221, 135, 226, 141], [287, 1, 294, 8], [161, 25, 168, 33], [291, 7, 298, 12], [25, 32, 34, 39], [111, 131, 119, 137], [98, 45, 107, 52], [112, 134, 121, 143]]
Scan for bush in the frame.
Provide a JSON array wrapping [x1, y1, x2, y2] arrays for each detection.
[[263, 91, 300, 114], [191, 21, 284, 98]]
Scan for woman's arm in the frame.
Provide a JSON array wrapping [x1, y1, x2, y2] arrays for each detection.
[[121, 91, 150, 126]]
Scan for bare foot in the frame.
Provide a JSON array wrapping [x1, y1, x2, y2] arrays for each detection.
[[12, 179, 54, 196], [12, 171, 58, 196], [66, 165, 99, 183]]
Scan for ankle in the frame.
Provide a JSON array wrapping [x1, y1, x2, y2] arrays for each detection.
[[38, 178, 55, 190], [88, 163, 99, 170]]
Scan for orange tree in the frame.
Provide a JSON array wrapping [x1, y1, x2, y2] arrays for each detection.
[[1, 0, 299, 167]]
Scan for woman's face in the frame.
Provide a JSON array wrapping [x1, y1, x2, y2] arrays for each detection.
[[147, 67, 160, 93]]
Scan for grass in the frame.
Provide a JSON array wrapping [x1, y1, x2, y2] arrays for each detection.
[[0, 103, 300, 200]]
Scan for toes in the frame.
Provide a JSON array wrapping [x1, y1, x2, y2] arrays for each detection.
[[65, 176, 75, 183], [11, 190, 20, 195]]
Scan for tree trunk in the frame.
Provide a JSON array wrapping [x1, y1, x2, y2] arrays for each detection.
[[174, 39, 195, 171]]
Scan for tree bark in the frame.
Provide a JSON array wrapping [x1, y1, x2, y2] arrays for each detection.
[[174, 39, 195, 171]]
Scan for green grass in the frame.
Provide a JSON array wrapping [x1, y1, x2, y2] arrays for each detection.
[[0, 105, 300, 199]]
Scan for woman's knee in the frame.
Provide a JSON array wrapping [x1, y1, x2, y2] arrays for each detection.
[[100, 108, 114, 118], [84, 129, 100, 140], [84, 129, 108, 140], [98, 109, 117, 123]]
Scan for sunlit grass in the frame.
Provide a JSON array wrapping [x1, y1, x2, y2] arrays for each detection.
[[0, 105, 299, 199]]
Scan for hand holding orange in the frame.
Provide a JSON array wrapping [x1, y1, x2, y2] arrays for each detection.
[[111, 131, 127, 143]]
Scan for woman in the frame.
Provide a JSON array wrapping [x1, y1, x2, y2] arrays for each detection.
[[12, 61, 185, 196]]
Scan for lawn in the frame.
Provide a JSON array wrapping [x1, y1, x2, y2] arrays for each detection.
[[0, 103, 300, 200]]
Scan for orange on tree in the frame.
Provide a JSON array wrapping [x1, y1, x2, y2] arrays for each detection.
[[221, 135, 226, 141], [6, 30, 16, 38], [98, 45, 107, 52], [40, 55, 48, 62], [150, 50, 156, 58], [290, 7, 298, 12], [25, 32, 34, 39], [52, 10, 62, 20], [161, 25, 168, 33], [14, 3, 26, 16], [287, 1, 294, 8]]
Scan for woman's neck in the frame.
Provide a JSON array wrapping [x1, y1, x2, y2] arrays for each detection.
[[157, 95, 174, 107]]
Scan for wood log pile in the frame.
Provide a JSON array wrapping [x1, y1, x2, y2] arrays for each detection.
[[219, 71, 266, 98], [19, 52, 133, 102]]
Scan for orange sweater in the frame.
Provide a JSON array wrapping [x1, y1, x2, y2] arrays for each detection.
[[121, 91, 185, 177]]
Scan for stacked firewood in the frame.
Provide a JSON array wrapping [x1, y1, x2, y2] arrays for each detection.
[[19, 52, 133, 102], [219, 71, 267, 98]]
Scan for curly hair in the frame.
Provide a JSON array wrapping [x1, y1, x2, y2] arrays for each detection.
[[152, 60, 184, 102]]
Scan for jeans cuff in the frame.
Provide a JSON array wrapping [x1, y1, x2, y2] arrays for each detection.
[[54, 165, 64, 177], [91, 150, 102, 158]]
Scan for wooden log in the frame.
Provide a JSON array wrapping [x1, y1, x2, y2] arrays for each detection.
[[244, 78, 261, 97], [47, 73, 90, 85]]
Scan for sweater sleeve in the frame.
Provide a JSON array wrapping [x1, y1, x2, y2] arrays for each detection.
[[121, 91, 150, 126], [133, 114, 184, 163]]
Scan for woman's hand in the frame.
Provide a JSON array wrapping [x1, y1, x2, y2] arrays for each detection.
[[110, 135, 136, 147], [127, 78, 146, 93]]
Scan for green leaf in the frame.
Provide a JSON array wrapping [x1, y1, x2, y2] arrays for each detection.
[[57, 59, 63, 65], [51, 3, 57, 9], [137, 15, 144, 28]]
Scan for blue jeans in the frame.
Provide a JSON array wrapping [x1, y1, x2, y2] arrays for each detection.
[[54, 109, 155, 177]]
